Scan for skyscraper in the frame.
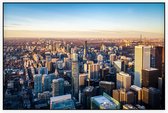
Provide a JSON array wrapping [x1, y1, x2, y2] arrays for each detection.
[[109, 54, 117, 65], [99, 81, 115, 96], [42, 74, 50, 91], [71, 53, 79, 100], [38, 67, 48, 75], [34, 74, 42, 94], [97, 54, 103, 63], [116, 72, 131, 91], [81, 86, 94, 109], [155, 46, 164, 77], [149, 87, 161, 109], [83, 41, 87, 60], [142, 87, 149, 105], [130, 85, 142, 104], [79, 73, 88, 89], [52, 78, 64, 97], [88, 63, 100, 80], [134, 45, 150, 87], [142, 68, 159, 88]]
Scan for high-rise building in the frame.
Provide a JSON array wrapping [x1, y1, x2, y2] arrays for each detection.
[[81, 86, 94, 109], [100, 67, 109, 80], [38, 67, 48, 75], [42, 74, 50, 91], [112, 89, 120, 102], [52, 78, 64, 97], [79, 73, 88, 89], [83, 63, 88, 73], [113, 60, 124, 72], [149, 87, 161, 109], [34, 74, 42, 94], [142, 87, 149, 105], [64, 80, 71, 95], [83, 41, 88, 60], [99, 81, 115, 96], [125, 91, 134, 104], [91, 93, 120, 110], [134, 45, 150, 87], [88, 63, 100, 80], [120, 89, 126, 104], [113, 89, 134, 104], [109, 54, 117, 65], [46, 61, 53, 72], [116, 72, 131, 91], [56, 60, 64, 70], [97, 54, 103, 63], [142, 68, 159, 88], [50, 94, 75, 110], [130, 85, 142, 104], [155, 46, 164, 77], [71, 53, 79, 100]]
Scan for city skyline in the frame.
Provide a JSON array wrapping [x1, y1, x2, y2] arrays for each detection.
[[4, 3, 164, 39]]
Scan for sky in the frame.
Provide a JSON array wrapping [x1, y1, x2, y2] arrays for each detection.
[[4, 3, 164, 38]]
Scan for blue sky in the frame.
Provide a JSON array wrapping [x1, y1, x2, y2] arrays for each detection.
[[4, 3, 164, 38]]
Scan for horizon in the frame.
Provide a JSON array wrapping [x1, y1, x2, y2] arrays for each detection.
[[4, 3, 164, 39]]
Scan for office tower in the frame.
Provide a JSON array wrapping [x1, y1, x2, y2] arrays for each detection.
[[142, 68, 159, 88], [50, 94, 75, 110], [71, 53, 79, 100], [64, 80, 71, 94], [33, 54, 39, 62], [38, 67, 48, 75], [126, 91, 134, 104], [83, 63, 87, 73], [109, 54, 117, 65], [79, 73, 88, 89], [99, 81, 115, 96], [155, 46, 164, 77], [123, 60, 129, 73], [91, 93, 120, 110], [52, 78, 64, 97], [100, 67, 109, 80], [65, 59, 72, 70], [149, 87, 161, 109], [97, 54, 103, 63], [48, 73, 56, 83], [120, 89, 126, 104], [130, 85, 142, 104], [66, 44, 71, 53], [88, 63, 100, 80], [113, 60, 124, 72], [42, 74, 50, 91], [142, 87, 149, 105], [86, 60, 94, 72], [116, 72, 131, 91], [46, 61, 53, 72], [34, 74, 42, 94], [84, 78, 95, 86], [56, 60, 64, 70], [100, 44, 106, 51], [83, 41, 87, 60], [134, 45, 150, 87], [112, 89, 120, 102], [81, 86, 94, 109]]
